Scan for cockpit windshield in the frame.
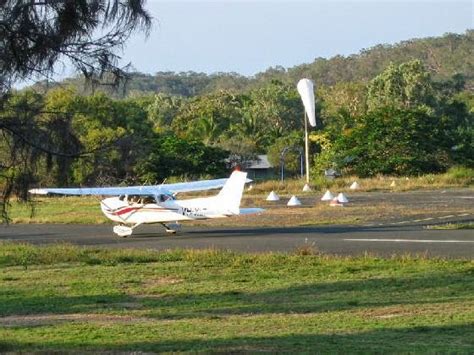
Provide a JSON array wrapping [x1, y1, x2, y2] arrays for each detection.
[[158, 194, 174, 202], [119, 194, 175, 205]]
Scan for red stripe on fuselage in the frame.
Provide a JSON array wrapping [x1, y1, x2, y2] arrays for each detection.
[[111, 206, 177, 216], [114, 207, 139, 216]]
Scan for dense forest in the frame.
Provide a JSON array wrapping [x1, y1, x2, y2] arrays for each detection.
[[4, 31, 473, 191], [32, 30, 473, 97]]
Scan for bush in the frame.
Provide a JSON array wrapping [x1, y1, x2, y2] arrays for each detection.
[[333, 107, 463, 176], [440, 166, 474, 185], [446, 166, 474, 180]]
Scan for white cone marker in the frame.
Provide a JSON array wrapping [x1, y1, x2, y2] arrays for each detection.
[[287, 195, 302, 206], [321, 190, 334, 201], [266, 191, 280, 201], [302, 184, 312, 192], [350, 181, 360, 190], [337, 193, 349, 203]]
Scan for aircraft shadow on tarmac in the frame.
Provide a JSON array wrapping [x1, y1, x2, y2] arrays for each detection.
[[131, 224, 421, 239]]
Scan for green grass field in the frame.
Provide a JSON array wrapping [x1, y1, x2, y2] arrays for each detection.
[[0, 243, 473, 352]]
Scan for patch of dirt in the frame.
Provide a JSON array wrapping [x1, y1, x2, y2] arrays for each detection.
[[358, 303, 468, 320], [360, 307, 410, 319], [0, 313, 151, 327], [143, 277, 184, 288], [374, 313, 404, 319]]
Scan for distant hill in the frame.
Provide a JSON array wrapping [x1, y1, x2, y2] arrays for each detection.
[[32, 30, 473, 96], [273, 30, 473, 88]]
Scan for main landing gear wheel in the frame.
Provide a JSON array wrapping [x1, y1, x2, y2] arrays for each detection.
[[161, 223, 181, 234]]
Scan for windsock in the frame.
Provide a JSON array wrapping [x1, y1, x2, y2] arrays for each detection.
[[297, 79, 316, 127]]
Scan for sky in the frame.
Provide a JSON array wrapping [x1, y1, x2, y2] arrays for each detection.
[[115, 0, 473, 77]]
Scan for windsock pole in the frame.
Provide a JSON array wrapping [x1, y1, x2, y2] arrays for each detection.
[[304, 111, 310, 184]]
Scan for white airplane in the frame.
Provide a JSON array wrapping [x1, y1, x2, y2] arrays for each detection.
[[29, 171, 263, 237]]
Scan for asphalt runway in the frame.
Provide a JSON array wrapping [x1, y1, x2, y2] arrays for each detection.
[[1, 188, 473, 258], [1, 219, 473, 258]]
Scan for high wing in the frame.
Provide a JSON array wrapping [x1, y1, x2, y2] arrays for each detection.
[[29, 176, 245, 196]]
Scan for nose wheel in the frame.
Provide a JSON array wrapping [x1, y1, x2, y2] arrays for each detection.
[[113, 225, 133, 237], [113, 223, 142, 237]]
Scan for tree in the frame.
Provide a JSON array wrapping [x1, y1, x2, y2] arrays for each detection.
[[43, 89, 158, 185], [333, 107, 463, 176], [227, 111, 267, 151], [367, 60, 435, 111], [134, 134, 228, 183], [171, 91, 242, 144], [1, 0, 151, 221], [322, 60, 473, 176], [246, 81, 303, 146], [145, 93, 183, 132], [1, 0, 151, 92], [0, 90, 81, 199], [318, 81, 367, 137]]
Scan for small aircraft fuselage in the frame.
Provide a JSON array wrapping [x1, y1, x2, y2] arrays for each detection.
[[100, 194, 232, 225]]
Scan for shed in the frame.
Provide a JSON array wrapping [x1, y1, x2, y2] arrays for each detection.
[[245, 155, 276, 180]]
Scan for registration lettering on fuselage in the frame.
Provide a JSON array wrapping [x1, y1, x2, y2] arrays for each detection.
[[181, 207, 207, 217]]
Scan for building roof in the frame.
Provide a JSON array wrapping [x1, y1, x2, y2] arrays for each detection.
[[246, 155, 273, 170]]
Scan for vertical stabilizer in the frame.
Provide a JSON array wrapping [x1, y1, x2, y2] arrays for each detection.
[[216, 171, 247, 214]]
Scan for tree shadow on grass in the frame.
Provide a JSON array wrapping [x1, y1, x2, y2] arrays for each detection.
[[142, 270, 474, 319], [0, 270, 472, 320], [1, 323, 473, 352], [0, 293, 135, 317]]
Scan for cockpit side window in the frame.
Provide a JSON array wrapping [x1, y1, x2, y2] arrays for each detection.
[[129, 195, 140, 203], [142, 196, 156, 204]]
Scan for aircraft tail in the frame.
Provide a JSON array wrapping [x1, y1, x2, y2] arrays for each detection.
[[216, 171, 248, 215]]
